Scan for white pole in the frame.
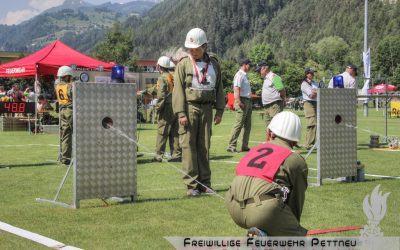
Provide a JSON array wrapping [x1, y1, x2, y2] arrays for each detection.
[[34, 73, 38, 134], [363, 0, 369, 117]]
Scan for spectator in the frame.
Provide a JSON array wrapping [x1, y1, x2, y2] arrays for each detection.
[[301, 68, 318, 150], [24, 86, 35, 102], [0, 85, 6, 98], [257, 61, 286, 139], [227, 58, 253, 153], [37, 95, 53, 112], [328, 64, 358, 88], [7, 84, 25, 102]]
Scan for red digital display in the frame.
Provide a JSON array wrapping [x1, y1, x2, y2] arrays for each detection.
[[0, 102, 36, 113]]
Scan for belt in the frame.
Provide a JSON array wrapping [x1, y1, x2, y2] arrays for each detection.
[[188, 101, 213, 105], [240, 96, 251, 100], [234, 193, 278, 208], [245, 193, 276, 204], [263, 100, 282, 107]]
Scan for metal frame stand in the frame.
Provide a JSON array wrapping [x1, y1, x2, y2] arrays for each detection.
[[36, 159, 76, 208]]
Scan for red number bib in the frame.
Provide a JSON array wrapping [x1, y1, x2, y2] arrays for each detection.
[[235, 143, 292, 183]]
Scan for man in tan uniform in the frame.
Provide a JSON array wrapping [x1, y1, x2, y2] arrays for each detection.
[[55, 66, 73, 165], [227, 59, 253, 153], [226, 111, 308, 236], [172, 28, 225, 196], [257, 61, 286, 140], [152, 56, 181, 162]]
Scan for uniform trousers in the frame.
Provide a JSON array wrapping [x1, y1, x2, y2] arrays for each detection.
[[179, 103, 212, 190], [303, 101, 317, 148], [227, 97, 252, 150], [155, 104, 181, 160], [59, 106, 73, 163], [225, 187, 307, 236], [263, 100, 284, 131]]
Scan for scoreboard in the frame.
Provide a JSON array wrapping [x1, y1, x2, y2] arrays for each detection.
[[0, 102, 36, 114]]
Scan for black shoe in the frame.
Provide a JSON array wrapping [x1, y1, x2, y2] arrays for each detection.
[[241, 147, 251, 152], [61, 159, 71, 165], [186, 189, 200, 197], [201, 187, 216, 195], [226, 148, 238, 153]]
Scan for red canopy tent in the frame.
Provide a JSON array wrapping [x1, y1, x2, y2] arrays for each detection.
[[0, 40, 114, 133], [368, 84, 398, 94], [0, 40, 113, 78]]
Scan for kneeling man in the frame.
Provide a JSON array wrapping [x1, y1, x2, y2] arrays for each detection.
[[225, 111, 308, 236]]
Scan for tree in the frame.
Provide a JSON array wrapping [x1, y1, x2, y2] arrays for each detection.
[[309, 36, 349, 72], [375, 35, 400, 78], [248, 43, 275, 66], [92, 23, 135, 66], [220, 59, 238, 93], [275, 60, 304, 98]]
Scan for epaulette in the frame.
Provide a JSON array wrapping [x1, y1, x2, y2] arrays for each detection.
[[179, 55, 189, 62], [208, 52, 219, 62]]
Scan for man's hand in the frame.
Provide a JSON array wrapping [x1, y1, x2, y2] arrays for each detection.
[[214, 115, 222, 125], [179, 116, 188, 126], [310, 89, 317, 98]]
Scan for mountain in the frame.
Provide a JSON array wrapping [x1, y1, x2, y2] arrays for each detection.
[[44, 0, 93, 12], [0, 0, 157, 53], [44, 0, 156, 15]]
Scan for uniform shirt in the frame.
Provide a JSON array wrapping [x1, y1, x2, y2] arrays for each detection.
[[173, 54, 225, 118], [233, 69, 251, 98], [229, 137, 308, 221], [328, 71, 357, 89], [262, 71, 284, 105], [190, 59, 217, 91], [301, 79, 318, 102], [156, 72, 174, 104]]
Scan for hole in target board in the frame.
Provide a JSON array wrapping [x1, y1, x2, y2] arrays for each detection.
[[102, 117, 114, 129], [334, 115, 342, 124]]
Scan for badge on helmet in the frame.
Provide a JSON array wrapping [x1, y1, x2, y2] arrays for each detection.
[[268, 111, 302, 142], [184, 28, 208, 48]]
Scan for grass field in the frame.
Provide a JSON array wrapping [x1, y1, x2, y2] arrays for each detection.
[[0, 108, 399, 249]]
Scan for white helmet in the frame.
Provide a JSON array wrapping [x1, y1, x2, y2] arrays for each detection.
[[57, 66, 73, 77], [184, 28, 208, 48], [268, 111, 302, 142], [157, 56, 171, 68], [169, 61, 176, 68]]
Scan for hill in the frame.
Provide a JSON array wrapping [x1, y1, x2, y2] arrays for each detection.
[[128, 0, 400, 66], [0, 0, 157, 53], [130, 0, 288, 58]]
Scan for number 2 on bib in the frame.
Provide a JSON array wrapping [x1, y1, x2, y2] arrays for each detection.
[[247, 147, 273, 169]]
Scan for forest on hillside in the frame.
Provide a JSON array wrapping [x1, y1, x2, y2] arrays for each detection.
[[120, 0, 400, 96]]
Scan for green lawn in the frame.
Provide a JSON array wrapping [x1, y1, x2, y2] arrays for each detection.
[[0, 108, 399, 249]]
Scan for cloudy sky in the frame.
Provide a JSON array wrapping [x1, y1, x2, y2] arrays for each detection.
[[0, 0, 133, 25]]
